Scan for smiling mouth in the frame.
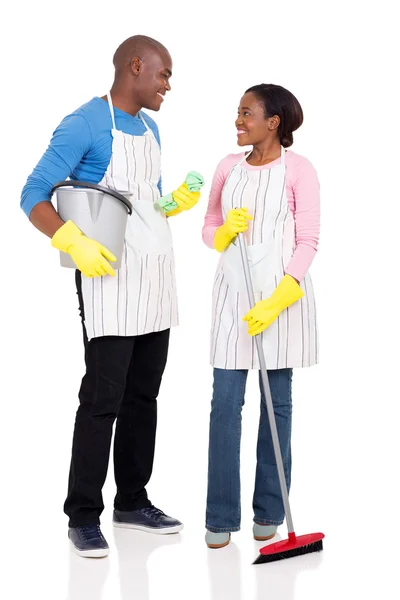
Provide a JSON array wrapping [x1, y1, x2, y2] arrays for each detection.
[[237, 129, 248, 135], [157, 92, 165, 100]]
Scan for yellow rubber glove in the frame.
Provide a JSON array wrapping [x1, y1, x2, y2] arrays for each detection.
[[166, 182, 200, 216], [214, 208, 253, 252], [51, 220, 117, 278], [243, 274, 304, 336]]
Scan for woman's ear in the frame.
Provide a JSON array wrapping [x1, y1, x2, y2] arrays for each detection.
[[268, 115, 280, 131]]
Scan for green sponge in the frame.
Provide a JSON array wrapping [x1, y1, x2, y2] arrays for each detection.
[[185, 171, 205, 192], [158, 171, 205, 212]]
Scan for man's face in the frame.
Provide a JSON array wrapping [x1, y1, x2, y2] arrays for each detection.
[[134, 49, 172, 111]]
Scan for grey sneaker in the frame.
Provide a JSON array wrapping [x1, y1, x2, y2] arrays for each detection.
[[253, 523, 278, 541], [205, 530, 231, 548]]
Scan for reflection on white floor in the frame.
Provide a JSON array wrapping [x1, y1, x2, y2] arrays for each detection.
[[66, 527, 185, 600], [67, 552, 111, 600], [207, 537, 324, 600], [64, 527, 325, 600], [112, 528, 182, 600]]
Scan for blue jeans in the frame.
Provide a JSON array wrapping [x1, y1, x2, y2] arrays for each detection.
[[206, 368, 293, 533]]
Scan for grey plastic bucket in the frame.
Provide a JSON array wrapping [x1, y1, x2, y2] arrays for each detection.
[[51, 181, 133, 270]]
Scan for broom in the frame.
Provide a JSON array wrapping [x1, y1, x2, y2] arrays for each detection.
[[237, 232, 325, 565]]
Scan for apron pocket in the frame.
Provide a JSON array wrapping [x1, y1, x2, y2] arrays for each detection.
[[247, 241, 279, 293], [221, 239, 278, 293], [127, 200, 173, 255]]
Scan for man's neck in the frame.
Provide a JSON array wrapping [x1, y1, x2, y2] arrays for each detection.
[[102, 83, 142, 117]]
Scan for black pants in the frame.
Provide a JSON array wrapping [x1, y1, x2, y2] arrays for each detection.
[[64, 272, 170, 527]]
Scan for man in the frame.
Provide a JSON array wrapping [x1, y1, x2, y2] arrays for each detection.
[[21, 35, 200, 558]]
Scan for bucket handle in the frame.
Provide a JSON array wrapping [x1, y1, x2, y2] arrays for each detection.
[[51, 180, 133, 215]]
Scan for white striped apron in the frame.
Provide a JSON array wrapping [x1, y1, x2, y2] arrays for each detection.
[[81, 93, 179, 340], [211, 148, 318, 370]]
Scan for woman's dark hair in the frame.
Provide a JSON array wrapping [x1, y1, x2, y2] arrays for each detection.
[[245, 84, 303, 148]]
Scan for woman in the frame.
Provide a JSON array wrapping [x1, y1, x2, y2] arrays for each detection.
[[202, 84, 320, 548]]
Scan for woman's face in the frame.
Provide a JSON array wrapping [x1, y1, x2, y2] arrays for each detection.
[[235, 92, 277, 147]]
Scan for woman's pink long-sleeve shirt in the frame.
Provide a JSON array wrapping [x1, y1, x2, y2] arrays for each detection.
[[202, 150, 320, 281]]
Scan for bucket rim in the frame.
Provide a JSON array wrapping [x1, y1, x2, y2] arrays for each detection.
[[51, 180, 133, 214]]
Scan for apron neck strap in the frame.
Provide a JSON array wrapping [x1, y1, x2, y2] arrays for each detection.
[[280, 146, 286, 164], [139, 112, 159, 145], [106, 95, 156, 141], [238, 151, 251, 165], [107, 92, 117, 130], [139, 111, 152, 133]]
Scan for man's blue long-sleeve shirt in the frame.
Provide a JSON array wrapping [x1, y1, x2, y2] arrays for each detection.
[[21, 97, 162, 217]]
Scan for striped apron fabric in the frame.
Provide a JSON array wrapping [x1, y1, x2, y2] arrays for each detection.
[[81, 93, 178, 340], [210, 147, 318, 370]]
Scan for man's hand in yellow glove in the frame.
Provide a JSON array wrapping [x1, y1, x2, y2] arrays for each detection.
[[51, 220, 116, 278], [243, 274, 304, 336], [214, 208, 253, 252], [166, 182, 200, 216]]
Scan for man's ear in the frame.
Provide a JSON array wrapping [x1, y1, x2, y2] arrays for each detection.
[[130, 56, 143, 76]]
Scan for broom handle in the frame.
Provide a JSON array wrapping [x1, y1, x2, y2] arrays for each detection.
[[238, 233, 295, 534]]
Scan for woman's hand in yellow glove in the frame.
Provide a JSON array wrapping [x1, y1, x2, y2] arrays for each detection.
[[51, 220, 116, 278], [243, 274, 304, 336], [214, 208, 253, 252]]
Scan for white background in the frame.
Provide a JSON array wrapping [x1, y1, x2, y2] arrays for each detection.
[[1, 1, 399, 599]]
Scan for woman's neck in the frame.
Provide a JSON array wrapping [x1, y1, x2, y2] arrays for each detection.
[[247, 139, 282, 166]]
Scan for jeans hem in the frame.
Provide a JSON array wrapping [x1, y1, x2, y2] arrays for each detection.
[[206, 525, 240, 533], [253, 518, 283, 526]]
